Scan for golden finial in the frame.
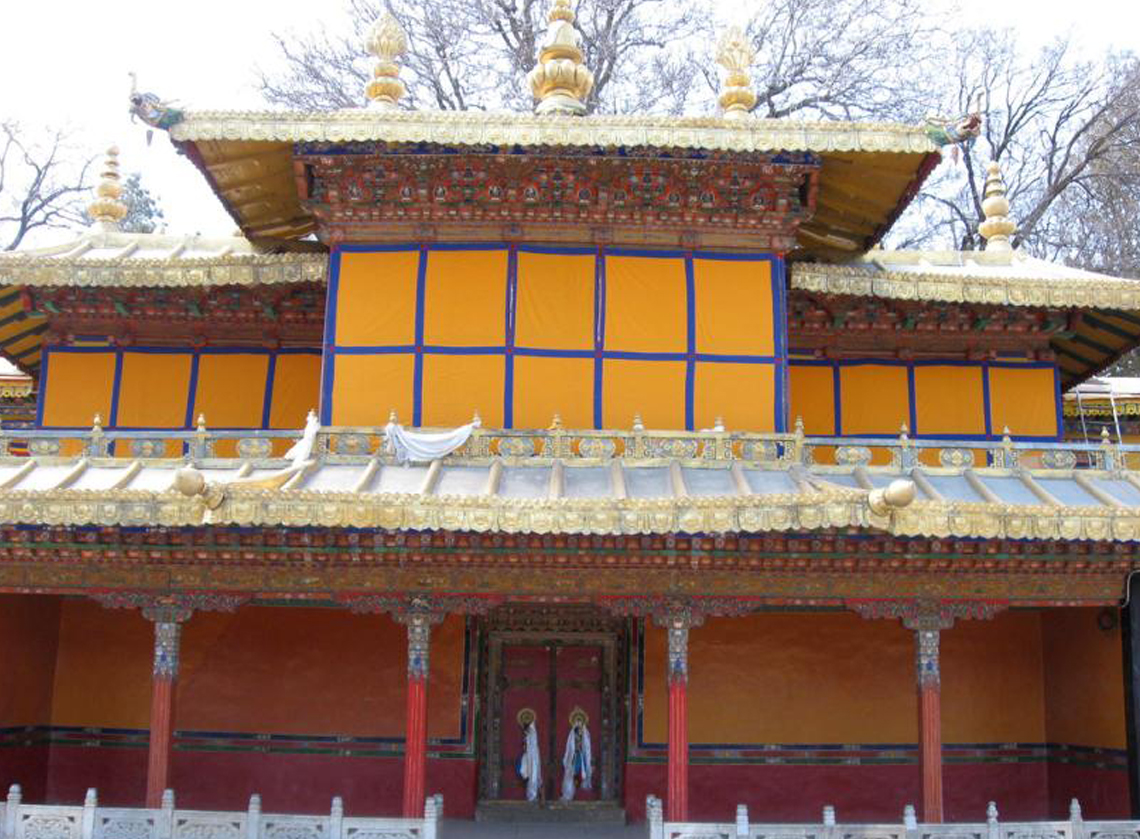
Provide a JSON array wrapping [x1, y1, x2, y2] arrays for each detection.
[[87, 146, 128, 229], [549, 413, 563, 430], [716, 27, 757, 120], [527, 0, 595, 116], [979, 160, 1017, 252], [364, 14, 408, 109]]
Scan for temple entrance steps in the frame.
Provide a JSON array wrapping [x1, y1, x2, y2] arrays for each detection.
[[473, 800, 627, 824], [452, 815, 638, 838]]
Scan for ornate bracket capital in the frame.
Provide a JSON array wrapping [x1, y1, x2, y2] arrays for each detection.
[[601, 595, 755, 623], [338, 593, 500, 617], [91, 592, 248, 679], [340, 596, 451, 679], [91, 592, 248, 624], [846, 598, 1006, 631], [848, 598, 1007, 688]]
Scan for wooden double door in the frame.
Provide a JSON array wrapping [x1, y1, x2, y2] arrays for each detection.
[[481, 627, 621, 803]]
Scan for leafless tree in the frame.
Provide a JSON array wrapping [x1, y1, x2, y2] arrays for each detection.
[[893, 34, 1140, 255], [0, 122, 93, 252], [737, 0, 947, 121], [256, 0, 946, 118], [257, 0, 710, 115]]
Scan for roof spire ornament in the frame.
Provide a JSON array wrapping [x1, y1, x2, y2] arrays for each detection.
[[979, 160, 1017, 252], [716, 27, 757, 120], [527, 0, 595, 116], [87, 146, 128, 230], [364, 13, 408, 109]]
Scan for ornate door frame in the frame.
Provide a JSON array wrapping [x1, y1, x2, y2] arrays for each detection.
[[478, 606, 625, 803]]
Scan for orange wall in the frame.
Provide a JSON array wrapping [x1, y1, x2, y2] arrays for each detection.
[[0, 594, 60, 726], [644, 612, 1048, 745], [788, 361, 1060, 439], [39, 349, 320, 431], [1041, 608, 1126, 749], [50, 602, 465, 739]]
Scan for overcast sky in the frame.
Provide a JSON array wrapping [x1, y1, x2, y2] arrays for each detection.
[[1, 0, 1137, 244]]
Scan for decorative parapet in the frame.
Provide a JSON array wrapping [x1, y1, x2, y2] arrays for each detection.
[[0, 786, 441, 839]]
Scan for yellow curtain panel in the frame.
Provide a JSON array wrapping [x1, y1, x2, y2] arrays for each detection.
[[325, 246, 785, 432]]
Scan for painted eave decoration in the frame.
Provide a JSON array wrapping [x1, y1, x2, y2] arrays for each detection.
[[0, 229, 327, 375], [167, 110, 939, 258], [792, 251, 1140, 388]]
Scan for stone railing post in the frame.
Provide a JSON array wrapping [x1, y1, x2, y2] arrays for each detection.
[[329, 797, 343, 839], [646, 795, 664, 839], [423, 795, 439, 839], [157, 791, 175, 839], [81, 789, 97, 839], [1070, 799, 1085, 839], [4, 784, 20, 839], [735, 804, 749, 839], [246, 794, 261, 839], [986, 801, 1000, 839]]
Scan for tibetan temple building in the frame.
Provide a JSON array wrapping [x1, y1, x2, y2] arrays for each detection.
[[6, 4, 1140, 832]]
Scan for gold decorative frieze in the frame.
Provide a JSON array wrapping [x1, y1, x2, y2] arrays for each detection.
[[169, 110, 937, 155], [0, 253, 326, 288]]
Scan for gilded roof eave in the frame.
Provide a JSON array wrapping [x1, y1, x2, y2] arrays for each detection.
[[2, 454, 1140, 543], [168, 110, 938, 154], [791, 258, 1140, 311]]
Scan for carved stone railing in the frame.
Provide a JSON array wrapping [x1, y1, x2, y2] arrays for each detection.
[[3, 420, 1140, 471], [646, 795, 1140, 839], [0, 786, 441, 839]]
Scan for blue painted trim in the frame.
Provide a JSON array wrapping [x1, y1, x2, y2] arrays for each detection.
[[184, 353, 201, 429], [907, 364, 918, 435], [413, 247, 428, 427], [594, 248, 606, 429], [982, 363, 993, 438], [772, 257, 788, 433], [108, 350, 124, 427], [261, 353, 278, 429], [334, 243, 420, 253], [832, 364, 842, 435], [1053, 365, 1063, 441], [691, 251, 780, 263], [684, 254, 696, 431], [35, 347, 49, 427], [332, 345, 418, 355], [605, 247, 689, 259], [504, 245, 518, 429], [517, 243, 597, 256], [319, 247, 341, 425]]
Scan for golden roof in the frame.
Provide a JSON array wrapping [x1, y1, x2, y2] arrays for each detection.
[[169, 110, 938, 254]]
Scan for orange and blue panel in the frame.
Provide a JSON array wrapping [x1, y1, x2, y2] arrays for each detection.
[[787, 357, 1061, 441], [323, 244, 788, 432], [37, 346, 322, 432]]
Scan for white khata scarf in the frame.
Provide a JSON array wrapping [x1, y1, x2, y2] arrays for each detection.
[[560, 723, 593, 801], [518, 721, 542, 802]]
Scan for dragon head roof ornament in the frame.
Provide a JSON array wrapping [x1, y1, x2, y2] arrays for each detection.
[[527, 0, 595, 116], [364, 13, 409, 109], [128, 72, 184, 145], [979, 159, 1017, 252], [86, 146, 128, 230], [716, 26, 758, 120]]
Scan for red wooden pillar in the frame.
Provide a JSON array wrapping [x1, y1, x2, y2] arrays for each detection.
[[143, 609, 189, 808], [913, 625, 944, 823], [398, 606, 443, 818], [658, 607, 699, 823]]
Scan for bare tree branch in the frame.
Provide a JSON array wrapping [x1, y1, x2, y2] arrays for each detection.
[[0, 122, 92, 252]]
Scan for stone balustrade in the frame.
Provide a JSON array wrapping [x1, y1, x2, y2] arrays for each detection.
[[0, 786, 441, 839], [1, 421, 1136, 471], [646, 795, 1140, 839]]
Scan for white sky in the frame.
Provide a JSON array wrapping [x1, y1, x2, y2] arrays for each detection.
[[0, 0, 1137, 242]]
